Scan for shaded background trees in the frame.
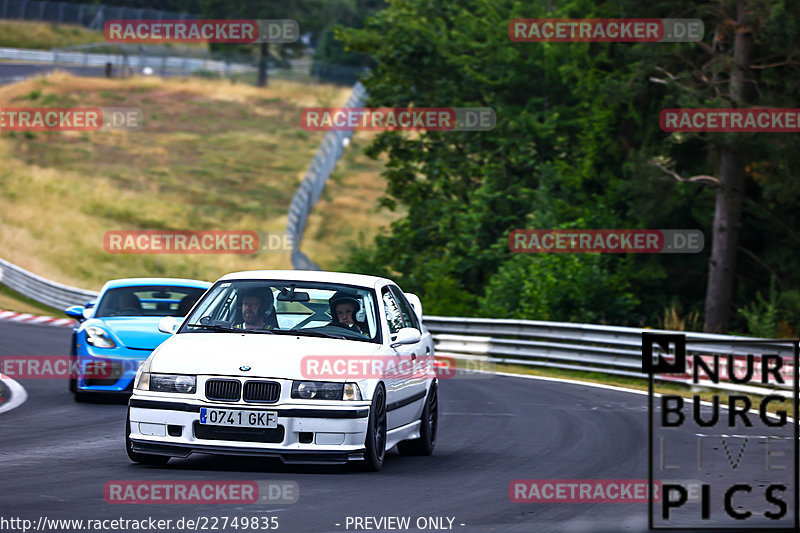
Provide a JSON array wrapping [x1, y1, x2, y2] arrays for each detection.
[[337, 0, 800, 335]]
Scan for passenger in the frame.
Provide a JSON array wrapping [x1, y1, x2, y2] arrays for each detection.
[[329, 295, 367, 335]]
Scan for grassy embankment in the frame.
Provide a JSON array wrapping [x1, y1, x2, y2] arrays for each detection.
[[0, 72, 397, 297]]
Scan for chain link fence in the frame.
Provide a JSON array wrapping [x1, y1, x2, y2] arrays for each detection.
[[0, 0, 194, 29]]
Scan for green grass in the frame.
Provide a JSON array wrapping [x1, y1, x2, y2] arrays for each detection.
[[0, 20, 107, 50], [0, 20, 211, 52], [488, 361, 791, 415]]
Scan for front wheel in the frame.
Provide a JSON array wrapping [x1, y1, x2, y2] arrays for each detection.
[[125, 412, 170, 466], [397, 382, 437, 456], [360, 384, 387, 471]]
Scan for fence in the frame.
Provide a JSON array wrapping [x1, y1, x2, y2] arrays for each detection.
[[286, 81, 367, 270], [0, 0, 194, 29], [49, 43, 252, 76]]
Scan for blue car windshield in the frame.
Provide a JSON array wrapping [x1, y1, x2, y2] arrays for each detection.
[[94, 286, 207, 318]]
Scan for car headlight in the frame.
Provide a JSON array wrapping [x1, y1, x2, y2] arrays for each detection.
[[85, 326, 116, 348], [291, 381, 362, 401], [137, 373, 196, 394]]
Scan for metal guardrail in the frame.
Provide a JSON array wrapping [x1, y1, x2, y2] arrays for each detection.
[[286, 81, 367, 270], [0, 256, 794, 397], [0, 258, 97, 310], [0, 46, 247, 75], [424, 316, 797, 396]]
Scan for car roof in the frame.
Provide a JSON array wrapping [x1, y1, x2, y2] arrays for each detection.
[[217, 270, 393, 289], [102, 278, 212, 290]]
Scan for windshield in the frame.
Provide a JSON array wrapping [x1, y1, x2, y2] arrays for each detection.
[[181, 279, 380, 343], [94, 286, 207, 318]]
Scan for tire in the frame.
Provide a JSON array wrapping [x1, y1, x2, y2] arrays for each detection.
[[360, 383, 387, 472], [73, 391, 89, 402], [397, 382, 437, 456], [125, 412, 170, 466], [69, 349, 77, 394]]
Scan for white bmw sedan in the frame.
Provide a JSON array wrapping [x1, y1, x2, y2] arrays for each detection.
[[126, 270, 437, 471]]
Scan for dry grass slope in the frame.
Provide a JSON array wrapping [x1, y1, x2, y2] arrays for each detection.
[[0, 73, 398, 291]]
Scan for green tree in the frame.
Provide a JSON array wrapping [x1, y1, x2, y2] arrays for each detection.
[[338, 0, 800, 330]]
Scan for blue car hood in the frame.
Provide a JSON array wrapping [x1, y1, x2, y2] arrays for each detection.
[[98, 317, 171, 350]]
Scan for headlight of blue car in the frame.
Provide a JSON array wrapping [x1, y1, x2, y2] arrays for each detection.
[[291, 381, 362, 400], [136, 373, 196, 394], [85, 326, 116, 348]]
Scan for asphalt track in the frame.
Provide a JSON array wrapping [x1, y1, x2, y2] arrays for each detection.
[[0, 319, 796, 533]]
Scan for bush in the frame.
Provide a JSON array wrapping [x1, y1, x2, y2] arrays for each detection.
[[480, 253, 639, 324]]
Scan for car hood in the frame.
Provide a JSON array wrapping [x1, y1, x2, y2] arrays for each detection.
[[150, 333, 384, 379], [91, 317, 170, 350]]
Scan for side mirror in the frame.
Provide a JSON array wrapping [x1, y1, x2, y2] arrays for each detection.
[[391, 327, 421, 347], [404, 292, 424, 323], [65, 305, 85, 320], [158, 316, 180, 334]]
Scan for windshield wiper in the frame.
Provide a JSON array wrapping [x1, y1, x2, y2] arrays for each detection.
[[185, 323, 274, 334], [286, 329, 347, 340]]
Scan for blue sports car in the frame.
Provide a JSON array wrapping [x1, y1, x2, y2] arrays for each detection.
[[65, 278, 211, 401]]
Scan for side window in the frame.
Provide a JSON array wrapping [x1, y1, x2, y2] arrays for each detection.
[[389, 286, 419, 330], [382, 289, 404, 335]]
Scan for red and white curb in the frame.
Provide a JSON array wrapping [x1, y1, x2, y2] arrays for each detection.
[[0, 309, 76, 327], [0, 374, 27, 415]]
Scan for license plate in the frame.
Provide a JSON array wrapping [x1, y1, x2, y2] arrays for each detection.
[[199, 408, 278, 428]]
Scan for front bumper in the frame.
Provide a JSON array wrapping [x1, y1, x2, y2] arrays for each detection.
[[75, 346, 150, 393], [128, 398, 370, 464]]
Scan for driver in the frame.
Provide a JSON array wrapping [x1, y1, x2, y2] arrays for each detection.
[[329, 294, 367, 335], [234, 287, 278, 330]]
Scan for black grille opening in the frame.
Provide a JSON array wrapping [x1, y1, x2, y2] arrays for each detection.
[[84, 361, 124, 386], [193, 422, 285, 443], [205, 379, 241, 401], [168, 425, 183, 437], [243, 380, 280, 403], [299, 432, 313, 444]]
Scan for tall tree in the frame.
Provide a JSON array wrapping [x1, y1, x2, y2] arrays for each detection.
[[648, 0, 800, 331]]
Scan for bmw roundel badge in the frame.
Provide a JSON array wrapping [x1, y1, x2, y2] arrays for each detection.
[[239, 365, 251, 371]]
